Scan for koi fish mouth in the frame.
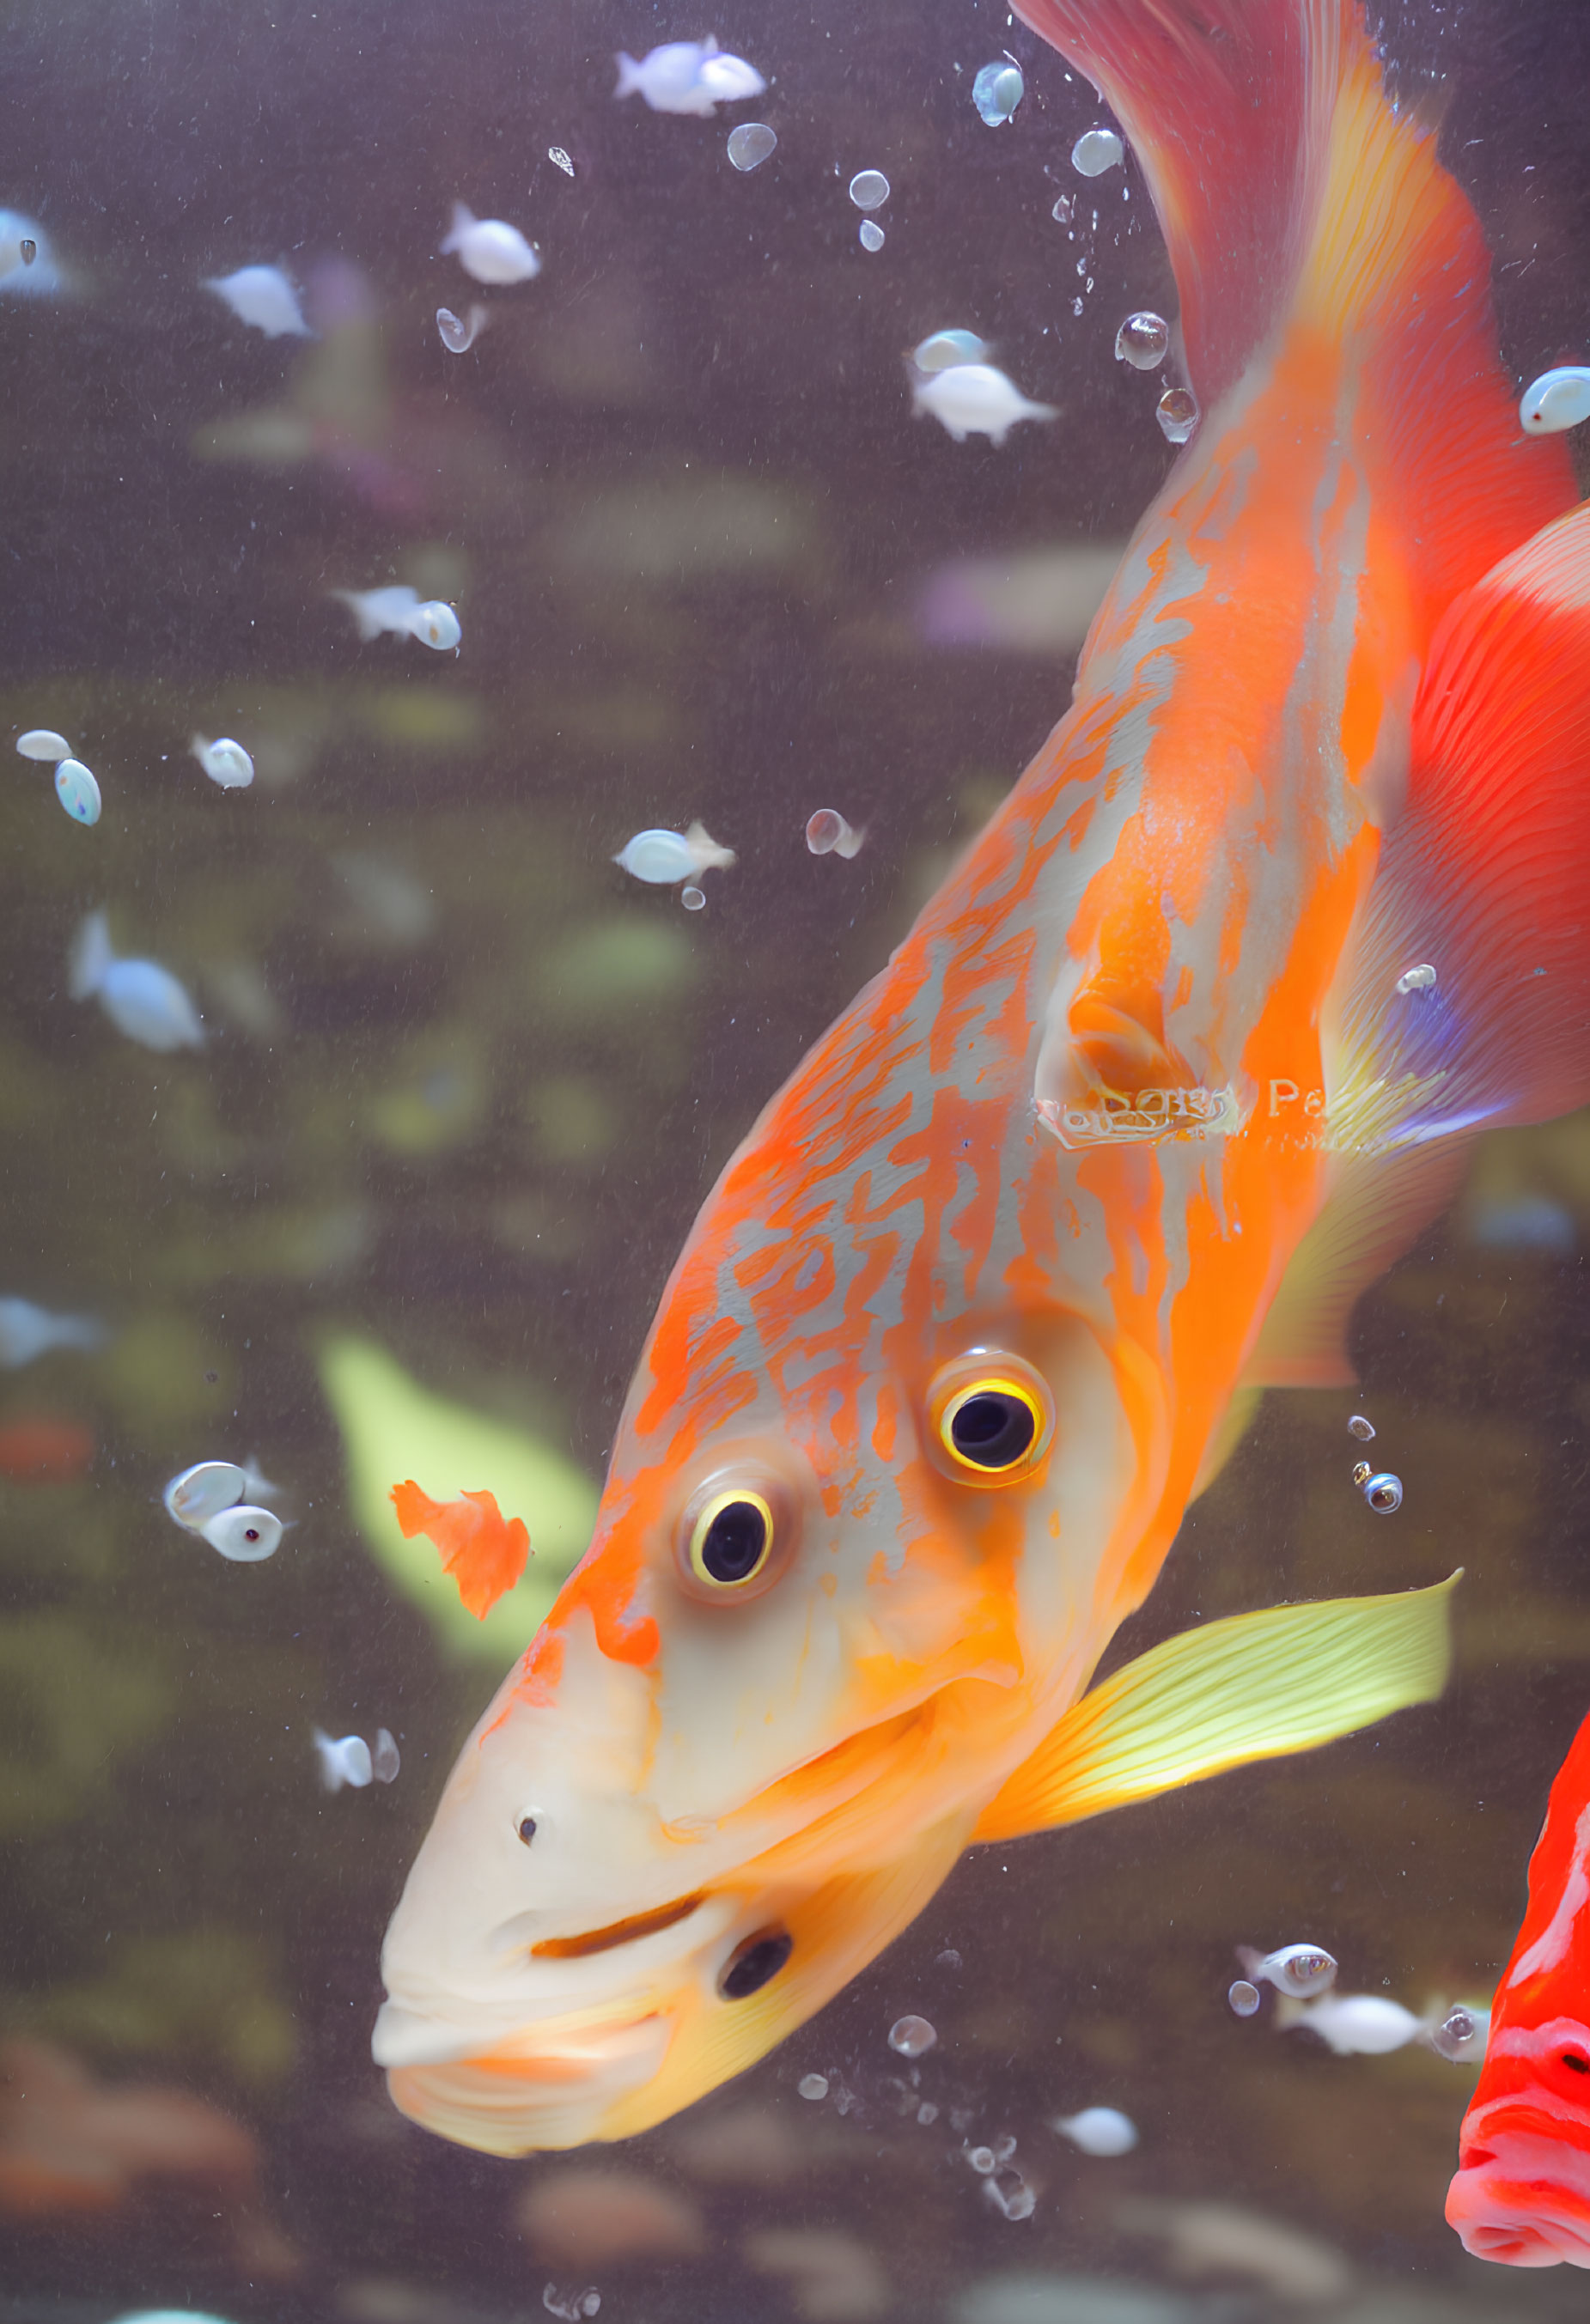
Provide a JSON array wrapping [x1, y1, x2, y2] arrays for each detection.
[[1447, 2133, 1590, 2268]]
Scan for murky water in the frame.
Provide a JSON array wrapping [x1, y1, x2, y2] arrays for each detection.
[[4, 0, 1590, 2319]]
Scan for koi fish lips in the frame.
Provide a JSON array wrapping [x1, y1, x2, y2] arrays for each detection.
[[1447, 2119, 1590, 2269]]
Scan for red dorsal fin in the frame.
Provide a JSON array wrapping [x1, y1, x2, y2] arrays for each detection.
[[1010, 0, 1325, 406], [391, 1479, 530, 1619], [1330, 502, 1590, 1153]]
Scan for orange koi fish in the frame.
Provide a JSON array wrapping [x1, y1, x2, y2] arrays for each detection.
[[375, 0, 1590, 2153], [1447, 1707, 1590, 2267], [391, 1481, 530, 1621]]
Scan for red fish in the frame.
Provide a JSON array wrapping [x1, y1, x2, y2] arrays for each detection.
[[391, 1481, 530, 1620], [0, 1415, 93, 1484], [1448, 1707, 1590, 2266]]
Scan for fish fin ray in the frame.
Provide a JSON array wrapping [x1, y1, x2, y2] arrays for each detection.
[[1331, 502, 1590, 1153], [1240, 1144, 1470, 1388], [972, 1573, 1458, 1842], [1190, 1384, 1264, 1500]]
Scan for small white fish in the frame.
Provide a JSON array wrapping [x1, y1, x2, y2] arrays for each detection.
[[1052, 2106, 1139, 2157], [204, 264, 311, 338], [1236, 1942, 1338, 1999], [191, 734, 255, 790], [201, 1504, 283, 1562], [69, 911, 205, 1054], [613, 36, 765, 117], [372, 1727, 402, 1784], [912, 329, 990, 374], [1520, 365, 1590, 435], [805, 808, 864, 859], [163, 1459, 247, 1530], [440, 203, 540, 285], [911, 362, 1057, 447], [0, 1299, 107, 1368], [332, 586, 461, 650], [436, 304, 490, 354], [0, 212, 59, 296], [315, 1729, 374, 1792], [1276, 1991, 1429, 2055], [53, 759, 101, 826], [15, 729, 71, 763], [614, 820, 736, 885]]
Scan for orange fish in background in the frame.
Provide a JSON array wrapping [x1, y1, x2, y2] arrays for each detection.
[[0, 1414, 93, 1484], [1447, 1706, 1590, 2267], [374, 0, 1590, 2155], [391, 1480, 530, 1619]]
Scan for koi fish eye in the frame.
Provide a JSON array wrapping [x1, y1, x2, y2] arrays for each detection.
[[925, 1350, 1055, 1487], [718, 1926, 793, 1999], [678, 1481, 784, 1599], [1562, 2048, 1590, 2076], [515, 1816, 538, 1846]]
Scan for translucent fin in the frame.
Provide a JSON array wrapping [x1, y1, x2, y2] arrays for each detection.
[[1190, 1384, 1263, 1500], [1241, 1144, 1469, 1388], [1331, 502, 1590, 1154], [972, 1573, 1458, 1843]]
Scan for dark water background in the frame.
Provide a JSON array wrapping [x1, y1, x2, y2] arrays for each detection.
[[3, 0, 1590, 2318]]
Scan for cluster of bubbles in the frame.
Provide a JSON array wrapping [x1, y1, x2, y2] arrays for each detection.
[[1345, 1411, 1403, 1514], [847, 168, 890, 254], [541, 2292, 600, 2324], [162, 1459, 284, 1562], [314, 1726, 401, 1792], [16, 728, 101, 825]]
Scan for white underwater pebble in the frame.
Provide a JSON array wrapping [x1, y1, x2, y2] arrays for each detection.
[[16, 728, 71, 762]]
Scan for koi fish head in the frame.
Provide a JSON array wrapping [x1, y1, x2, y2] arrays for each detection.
[[1447, 2019, 1590, 2268], [374, 1226, 1145, 2151]]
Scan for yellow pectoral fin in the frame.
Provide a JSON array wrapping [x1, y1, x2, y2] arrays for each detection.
[[972, 1573, 1459, 1845]]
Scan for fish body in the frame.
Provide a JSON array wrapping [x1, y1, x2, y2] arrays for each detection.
[[68, 912, 204, 1053], [377, 0, 1590, 2155], [1275, 1992, 1427, 2055], [204, 264, 310, 338], [332, 585, 460, 649], [191, 734, 254, 790], [1447, 1704, 1590, 2266], [614, 38, 765, 117], [613, 821, 735, 885], [911, 362, 1057, 446], [0, 1299, 106, 1368], [440, 203, 540, 286]]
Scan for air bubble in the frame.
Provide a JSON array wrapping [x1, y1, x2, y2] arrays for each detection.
[[1430, 2005, 1489, 2062], [798, 2073, 829, 2100], [19, 238, 35, 265], [548, 147, 576, 176], [859, 220, 885, 252], [681, 885, 706, 911], [372, 1727, 401, 1784], [917, 2101, 939, 2125], [888, 2014, 937, 2058], [966, 2145, 996, 2175], [1051, 195, 1075, 225], [16, 728, 70, 762], [984, 2166, 1035, 2221], [1351, 1461, 1372, 1487], [1395, 962, 1436, 994], [1228, 1979, 1261, 2017], [727, 123, 777, 172], [936, 1949, 963, 1969], [972, 61, 1024, 125], [805, 808, 863, 858], [1114, 310, 1169, 370], [848, 170, 890, 210], [913, 329, 988, 373], [1155, 386, 1199, 444], [1071, 126, 1124, 177], [1363, 1471, 1403, 1513], [436, 305, 488, 354], [1348, 1414, 1376, 1440]]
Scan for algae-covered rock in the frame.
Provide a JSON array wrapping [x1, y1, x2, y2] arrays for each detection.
[[317, 1335, 597, 1661]]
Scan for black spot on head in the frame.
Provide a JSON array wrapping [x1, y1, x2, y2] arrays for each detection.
[[1562, 2049, 1590, 2075], [719, 1927, 792, 2000]]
